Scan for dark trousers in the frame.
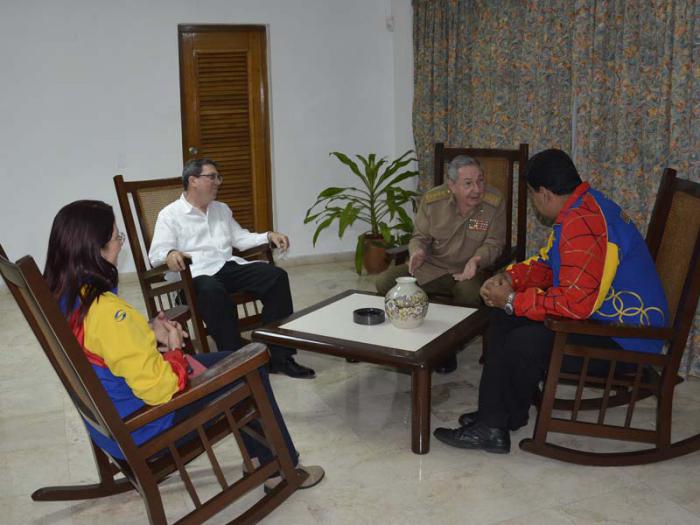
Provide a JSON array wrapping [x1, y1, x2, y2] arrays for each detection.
[[193, 261, 295, 366], [173, 351, 299, 467], [478, 309, 626, 430]]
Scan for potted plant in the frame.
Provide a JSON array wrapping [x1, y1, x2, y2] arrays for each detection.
[[304, 150, 419, 274]]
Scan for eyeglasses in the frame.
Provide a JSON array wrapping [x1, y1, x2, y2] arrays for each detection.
[[198, 173, 223, 183]]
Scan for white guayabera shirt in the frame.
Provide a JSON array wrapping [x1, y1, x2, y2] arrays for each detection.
[[149, 193, 269, 280]]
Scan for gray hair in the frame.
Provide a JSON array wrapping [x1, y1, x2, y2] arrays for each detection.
[[182, 158, 218, 190], [446, 155, 482, 183]]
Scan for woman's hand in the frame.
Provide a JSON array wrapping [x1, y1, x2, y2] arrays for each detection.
[[150, 312, 188, 349], [164, 321, 184, 350], [149, 312, 170, 347]]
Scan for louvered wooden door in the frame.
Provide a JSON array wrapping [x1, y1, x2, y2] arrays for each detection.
[[179, 25, 272, 231]]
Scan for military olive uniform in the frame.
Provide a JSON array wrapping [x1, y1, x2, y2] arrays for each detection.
[[376, 184, 506, 307]]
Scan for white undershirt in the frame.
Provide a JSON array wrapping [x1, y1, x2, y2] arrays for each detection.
[[148, 193, 269, 278]]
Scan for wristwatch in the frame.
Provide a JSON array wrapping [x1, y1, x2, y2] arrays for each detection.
[[504, 292, 516, 315]]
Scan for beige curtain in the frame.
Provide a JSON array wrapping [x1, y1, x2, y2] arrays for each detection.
[[413, 0, 575, 250], [571, 0, 700, 375]]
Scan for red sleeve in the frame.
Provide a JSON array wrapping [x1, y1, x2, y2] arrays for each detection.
[[162, 349, 188, 392], [507, 259, 553, 292], [506, 231, 554, 291], [514, 201, 607, 321]]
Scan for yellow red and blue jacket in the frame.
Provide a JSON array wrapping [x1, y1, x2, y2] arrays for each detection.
[[507, 182, 668, 354], [66, 291, 187, 459]]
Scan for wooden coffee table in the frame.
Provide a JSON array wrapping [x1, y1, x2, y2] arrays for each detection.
[[252, 290, 488, 454]]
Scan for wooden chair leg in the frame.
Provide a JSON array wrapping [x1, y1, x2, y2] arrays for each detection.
[[32, 442, 135, 501], [138, 481, 168, 525]]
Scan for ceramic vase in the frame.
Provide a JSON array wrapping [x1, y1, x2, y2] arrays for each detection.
[[384, 276, 429, 329]]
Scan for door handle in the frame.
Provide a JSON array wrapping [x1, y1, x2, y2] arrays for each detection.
[[188, 146, 199, 155]]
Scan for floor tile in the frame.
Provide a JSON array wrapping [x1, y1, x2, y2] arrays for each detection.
[[1, 261, 700, 524]]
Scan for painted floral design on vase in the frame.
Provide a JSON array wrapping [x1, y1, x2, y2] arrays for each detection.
[[384, 276, 429, 329]]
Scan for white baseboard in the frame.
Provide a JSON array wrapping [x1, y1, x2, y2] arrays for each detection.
[[275, 250, 355, 268]]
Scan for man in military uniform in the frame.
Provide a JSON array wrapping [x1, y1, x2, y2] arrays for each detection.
[[375, 155, 506, 372]]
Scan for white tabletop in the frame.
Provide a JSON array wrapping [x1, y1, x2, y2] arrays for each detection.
[[280, 293, 477, 352]]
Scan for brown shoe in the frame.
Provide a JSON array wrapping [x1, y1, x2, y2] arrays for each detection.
[[264, 465, 325, 494]]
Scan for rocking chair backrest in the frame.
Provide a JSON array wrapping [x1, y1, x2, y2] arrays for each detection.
[[113, 175, 182, 270], [0, 246, 135, 459], [645, 169, 700, 366]]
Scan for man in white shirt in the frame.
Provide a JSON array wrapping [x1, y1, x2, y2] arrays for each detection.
[[149, 158, 315, 379]]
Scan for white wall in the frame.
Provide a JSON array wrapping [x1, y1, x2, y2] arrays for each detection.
[[391, 0, 415, 157], [0, 0, 414, 276]]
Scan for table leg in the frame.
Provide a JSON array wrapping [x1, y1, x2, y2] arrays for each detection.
[[411, 367, 431, 454]]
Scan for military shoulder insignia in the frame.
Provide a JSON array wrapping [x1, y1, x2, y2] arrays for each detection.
[[423, 185, 451, 204], [482, 189, 502, 207]]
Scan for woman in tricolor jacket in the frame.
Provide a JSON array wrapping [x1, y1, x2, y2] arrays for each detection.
[[43, 200, 323, 489]]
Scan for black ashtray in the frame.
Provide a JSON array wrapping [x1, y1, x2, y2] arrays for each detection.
[[353, 308, 385, 325]]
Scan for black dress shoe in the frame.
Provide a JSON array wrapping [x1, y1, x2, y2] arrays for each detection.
[[433, 421, 510, 453], [270, 358, 316, 379], [457, 411, 528, 431], [435, 354, 457, 374]]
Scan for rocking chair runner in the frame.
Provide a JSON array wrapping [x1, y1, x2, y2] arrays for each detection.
[[0, 245, 304, 524], [520, 168, 700, 466]]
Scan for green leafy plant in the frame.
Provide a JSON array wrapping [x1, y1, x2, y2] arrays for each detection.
[[304, 150, 419, 274]]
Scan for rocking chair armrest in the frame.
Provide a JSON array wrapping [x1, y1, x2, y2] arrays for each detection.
[[142, 255, 192, 283], [124, 343, 270, 431], [544, 316, 673, 340], [141, 263, 172, 282]]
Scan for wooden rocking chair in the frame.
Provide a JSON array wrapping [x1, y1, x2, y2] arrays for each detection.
[[520, 168, 700, 465], [0, 245, 304, 524]]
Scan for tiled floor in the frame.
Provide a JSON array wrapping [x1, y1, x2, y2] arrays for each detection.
[[1, 260, 700, 524]]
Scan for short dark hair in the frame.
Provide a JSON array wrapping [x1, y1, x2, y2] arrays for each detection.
[[43, 200, 119, 323], [524, 149, 582, 195], [182, 158, 218, 190]]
